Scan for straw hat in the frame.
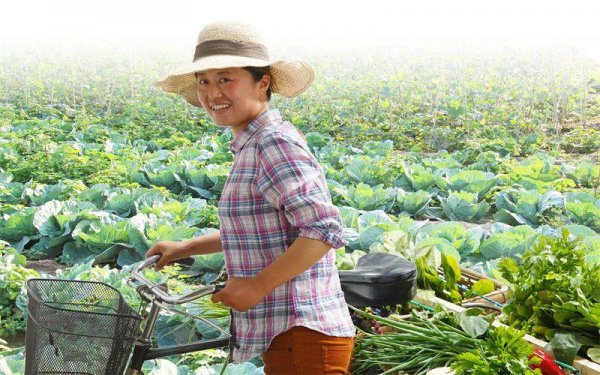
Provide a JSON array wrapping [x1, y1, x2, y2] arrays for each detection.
[[154, 21, 315, 107]]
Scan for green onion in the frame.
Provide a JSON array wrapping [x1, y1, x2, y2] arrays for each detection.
[[350, 306, 479, 375]]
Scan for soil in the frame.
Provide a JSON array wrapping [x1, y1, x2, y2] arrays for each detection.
[[25, 259, 66, 276], [5, 332, 25, 348]]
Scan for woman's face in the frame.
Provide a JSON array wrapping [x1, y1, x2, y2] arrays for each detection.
[[196, 68, 270, 135]]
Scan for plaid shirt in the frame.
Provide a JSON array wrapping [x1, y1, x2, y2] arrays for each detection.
[[217, 108, 355, 363]]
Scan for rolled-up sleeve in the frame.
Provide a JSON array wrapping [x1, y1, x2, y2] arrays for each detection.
[[256, 133, 348, 250]]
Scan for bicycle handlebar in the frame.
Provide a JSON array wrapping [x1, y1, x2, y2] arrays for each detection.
[[131, 255, 225, 305]]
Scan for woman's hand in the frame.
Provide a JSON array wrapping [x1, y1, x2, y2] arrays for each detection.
[[211, 277, 268, 312], [211, 237, 331, 312], [145, 241, 187, 271]]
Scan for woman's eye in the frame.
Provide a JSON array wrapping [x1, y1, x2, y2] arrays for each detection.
[[219, 78, 231, 83], [198, 79, 208, 85]]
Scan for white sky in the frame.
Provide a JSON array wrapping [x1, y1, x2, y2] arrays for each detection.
[[1, 0, 600, 58]]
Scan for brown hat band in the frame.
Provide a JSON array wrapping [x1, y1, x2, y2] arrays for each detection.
[[193, 40, 269, 62]]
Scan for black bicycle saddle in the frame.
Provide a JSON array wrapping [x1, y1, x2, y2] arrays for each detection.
[[338, 252, 417, 307]]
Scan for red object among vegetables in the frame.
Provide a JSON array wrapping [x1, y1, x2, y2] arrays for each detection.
[[529, 348, 565, 375]]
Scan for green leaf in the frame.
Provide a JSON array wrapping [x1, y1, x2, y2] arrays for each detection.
[[547, 332, 582, 364], [479, 225, 537, 260], [395, 189, 432, 215], [470, 279, 495, 296], [357, 210, 395, 230], [458, 311, 491, 338], [32, 200, 63, 235], [369, 230, 411, 259], [338, 206, 361, 231], [106, 193, 135, 216], [441, 253, 461, 288], [446, 169, 497, 201], [60, 241, 96, 264], [587, 347, 600, 364], [357, 223, 397, 251], [0, 208, 38, 242], [191, 253, 225, 273], [440, 190, 490, 222]]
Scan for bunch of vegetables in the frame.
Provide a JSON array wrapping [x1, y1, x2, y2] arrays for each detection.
[[451, 325, 544, 375], [0, 243, 39, 339], [351, 306, 541, 375], [499, 229, 600, 364]]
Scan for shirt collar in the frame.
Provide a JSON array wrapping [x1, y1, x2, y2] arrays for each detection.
[[230, 108, 282, 155]]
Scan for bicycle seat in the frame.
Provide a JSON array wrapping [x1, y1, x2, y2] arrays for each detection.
[[339, 252, 417, 307]]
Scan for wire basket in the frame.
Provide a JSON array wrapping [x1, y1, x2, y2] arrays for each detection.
[[25, 279, 142, 375]]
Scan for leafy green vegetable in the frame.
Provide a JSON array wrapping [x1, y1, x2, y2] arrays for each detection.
[[335, 249, 367, 270], [0, 207, 39, 248], [499, 229, 600, 363], [547, 332, 582, 364], [351, 307, 481, 375], [439, 190, 490, 223], [416, 221, 484, 258], [588, 347, 600, 363], [182, 163, 230, 199], [342, 210, 403, 251], [506, 155, 575, 192], [470, 279, 495, 296], [443, 169, 498, 201], [494, 189, 565, 227], [479, 225, 538, 260], [335, 182, 396, 211], [394, 189, 432, 216], [344, 155, 395, 187], [561, 162, 599, 189], [352, 306, 538, 375], [457, 310, 491, 339], [451, 325, 540, 375], [190, 252, 226, 274], [370, 227, 467, 303], [0, 244, 39, 338], [0, 350, 25, 375], [566, 201, 600, 232], [403, 163, 440, 192]]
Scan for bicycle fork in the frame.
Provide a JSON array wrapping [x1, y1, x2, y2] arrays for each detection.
[[124, 256, 230, 374], [123, 298, 231, 374], [125, 301, 161, 375]]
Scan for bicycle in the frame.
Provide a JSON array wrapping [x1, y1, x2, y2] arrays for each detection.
[[24, 252, 419, 375], [24, 255, 230, 375]]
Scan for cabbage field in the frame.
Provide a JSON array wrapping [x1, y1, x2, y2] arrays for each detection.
[[1, 41, 600, 374]]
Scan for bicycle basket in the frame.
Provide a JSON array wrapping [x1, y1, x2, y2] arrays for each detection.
[[25, 278, 142, 375]]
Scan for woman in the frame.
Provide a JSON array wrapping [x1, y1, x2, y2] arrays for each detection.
[[146, 21, 355, 374]]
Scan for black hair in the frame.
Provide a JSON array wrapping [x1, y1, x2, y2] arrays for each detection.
[[242, 66, 272, 101]]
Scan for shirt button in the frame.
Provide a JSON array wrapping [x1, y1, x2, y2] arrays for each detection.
[[235, 344, 241, 349]]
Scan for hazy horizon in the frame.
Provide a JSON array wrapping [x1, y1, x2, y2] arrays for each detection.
[[3, 0, 600, 51]]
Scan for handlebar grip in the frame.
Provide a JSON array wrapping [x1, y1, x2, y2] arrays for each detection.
[[132, 255, 223, 304], [213, 283, 226, 293], [136, 254, 161, 272], [173, 257, 195, 266], [137, 255, 194, 270]]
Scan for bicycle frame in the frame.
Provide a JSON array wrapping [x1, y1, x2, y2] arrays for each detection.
[[125, 256, 230, 374]]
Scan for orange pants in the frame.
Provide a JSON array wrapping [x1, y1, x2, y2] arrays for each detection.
[[261, 326, 355, 375]]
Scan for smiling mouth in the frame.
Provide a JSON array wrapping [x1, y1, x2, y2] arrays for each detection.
[[211, 104, 231, 113]]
